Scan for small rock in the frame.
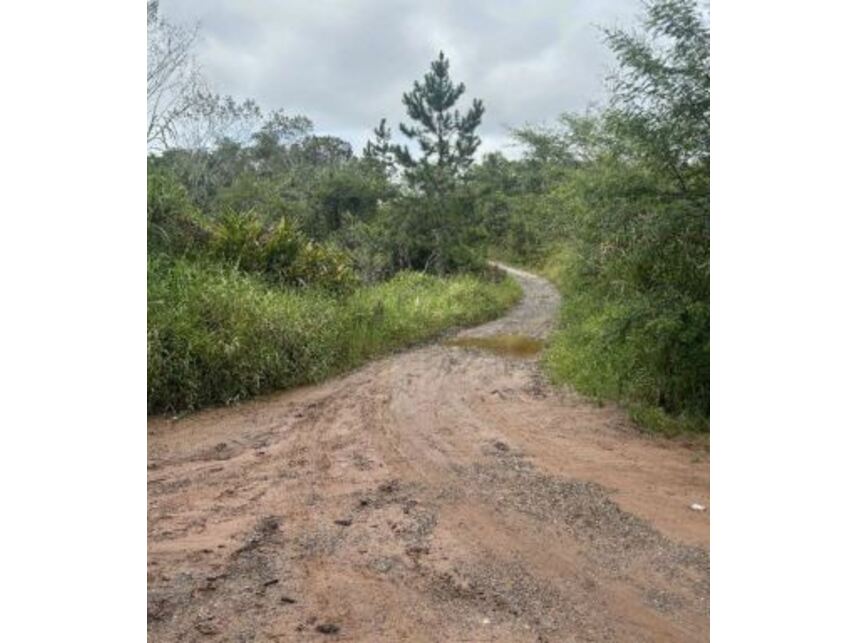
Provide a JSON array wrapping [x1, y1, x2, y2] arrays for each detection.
[[195, 621, 219, 636], [406, 545, 429, 557], [262, 578, 279, 587], [378, 480, 400, 494], [690, 503, 706, 512], [334, 518, 352, 527], [316, 623, 340, 635], [280, 596, 297, 604], [147, 598, 170, 622]]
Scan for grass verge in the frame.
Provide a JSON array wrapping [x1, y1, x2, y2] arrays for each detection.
[[148, 257, 522, 414], [493, 247, 709, 437]]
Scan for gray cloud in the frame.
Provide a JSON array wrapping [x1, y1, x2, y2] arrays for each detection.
[[159, 0, 641, 156]]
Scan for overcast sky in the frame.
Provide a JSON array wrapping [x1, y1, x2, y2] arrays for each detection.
[[159, 0, 643, 157]]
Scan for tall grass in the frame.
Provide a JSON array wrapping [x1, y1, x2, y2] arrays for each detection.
[[148, 257, 521, 413], [536, 248, 709, 435]]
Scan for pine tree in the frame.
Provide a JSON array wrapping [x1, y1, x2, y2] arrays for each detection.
[[362, 118, 396, 179], [393, 52, 485, 193]]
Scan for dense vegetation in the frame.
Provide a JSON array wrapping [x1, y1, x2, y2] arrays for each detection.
[[148, 259, 518, 413], [147, 11, 520, 414], [147, 0, 709, 432], [469, 0, 710, 431]]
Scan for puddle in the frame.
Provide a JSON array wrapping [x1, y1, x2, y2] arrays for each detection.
[[444, 334, 545, 358]]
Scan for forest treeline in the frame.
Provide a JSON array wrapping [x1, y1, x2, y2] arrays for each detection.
[[147, 0, 709, 431]]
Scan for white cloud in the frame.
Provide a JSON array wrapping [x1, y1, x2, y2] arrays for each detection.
[[158, 0, 641, 156]]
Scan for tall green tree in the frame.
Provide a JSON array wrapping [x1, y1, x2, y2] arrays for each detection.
[[602, 0, 709, 192], [393, 52, 485, 193], [362, 118, 397, 179]]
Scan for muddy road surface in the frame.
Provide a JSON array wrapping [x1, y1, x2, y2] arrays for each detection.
[[148, 264, 709, 642]]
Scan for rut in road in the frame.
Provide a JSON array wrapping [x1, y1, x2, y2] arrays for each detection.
[[148, 264, 710, 642]]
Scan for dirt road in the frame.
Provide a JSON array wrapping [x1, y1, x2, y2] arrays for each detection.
[[148, 265, 709, 642]]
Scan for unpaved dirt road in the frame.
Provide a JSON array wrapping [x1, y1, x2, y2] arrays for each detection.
[[148, 265, 709, 642]]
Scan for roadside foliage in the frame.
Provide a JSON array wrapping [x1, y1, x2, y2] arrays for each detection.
[[147, 39, 520, 413], [470, 0, 709, 431], [147, 0, 709, 433]]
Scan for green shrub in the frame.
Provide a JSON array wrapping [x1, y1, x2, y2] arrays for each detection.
[[208, 210, 265, 271], [206, 210, 358, 293], [305, 164, 390, 238], [260, 217, 304, 282], [285, 239, 357, 293], [147, 167, 208, 254], [213, 173, 291, 225], [542, 239, 708, 432]]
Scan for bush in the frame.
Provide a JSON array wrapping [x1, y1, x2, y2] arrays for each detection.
[[553, 161, 709, 418], [284, 238, 357, 293], [148, 258, 521, 413], [305, 164, 390, 238], [147, 167, 208, 254], [542, 223, 708, 431], [333, 211, 398, 283], [212, 173, 291, 225], [260, 217, 305, 282], [206, 210, 358, 293], [381, 191, 489, 275], [208, 210, 265, 271]]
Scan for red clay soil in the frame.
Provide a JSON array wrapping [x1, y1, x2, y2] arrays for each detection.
[[148, 265, 709, 642]]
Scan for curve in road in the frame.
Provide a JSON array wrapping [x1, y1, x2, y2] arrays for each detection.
[[148, 265, 709, 642]]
